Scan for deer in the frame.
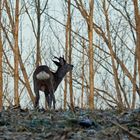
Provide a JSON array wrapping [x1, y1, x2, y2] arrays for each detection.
[[33, 56, 73, 109]]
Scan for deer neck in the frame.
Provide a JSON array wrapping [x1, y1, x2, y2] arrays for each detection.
[[54, 67, 66, 86]]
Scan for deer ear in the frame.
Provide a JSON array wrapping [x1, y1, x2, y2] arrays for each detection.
[[59, 57, 66, 65], [53, 60, 61, 67]]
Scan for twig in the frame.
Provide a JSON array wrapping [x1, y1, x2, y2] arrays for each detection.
[[111, 121, 140, 140]]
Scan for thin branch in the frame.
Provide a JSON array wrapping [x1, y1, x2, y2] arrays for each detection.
[[112, 121, 140, 139]]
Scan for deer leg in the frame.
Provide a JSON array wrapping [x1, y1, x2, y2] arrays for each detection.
[[34, 90, 40, 108], [52, 94, 56, 109], [33, 80, 40, 109], [49, 93, 56, 109], [49, 94, 53, 109], [45, 90, 55, 109], [45, 92, 52, 109], [45, 93, 49, 108]]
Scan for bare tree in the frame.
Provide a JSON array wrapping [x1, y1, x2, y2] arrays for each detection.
[[1, 0, 140, 110], [1, 0, 35, 107], [14, 0, 20, 107], [88, 0, 94, 110], [103, 0, 123, 110], [75, 0, 94, 110], [133, 0, 140, 107], [68, 0, 74, 110], [64, 7, 69, 110], [24, 0, 48, 67], [4, 0, 20, 106], [0, 0, 3, 112], [81, 38, 85, 108], [35, 0, 41, 66]]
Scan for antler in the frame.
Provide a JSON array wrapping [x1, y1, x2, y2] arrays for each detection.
[[53, 55, 60, 60], [53, 55, 66, 65]]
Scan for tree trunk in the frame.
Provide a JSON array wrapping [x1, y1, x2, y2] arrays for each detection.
[[132, 51, 137, 108], [2, 1, 35, 106], [0, 0, 3, 112], [67, 0, 74, 111], [14, 0, 20, 107], [103, 1, 123, 110], [64, 19, 68, 110], [81, 39, 85, 108], [36, 0, 41, 67], [88, 0, 94, 110], [75, 0, 94, 110], [133, 0, 140, 99]]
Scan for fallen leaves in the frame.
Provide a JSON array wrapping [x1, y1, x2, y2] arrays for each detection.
[[0, 108, 139, 140]]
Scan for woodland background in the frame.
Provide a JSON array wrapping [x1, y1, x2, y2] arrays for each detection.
[[0, 0, 140, 112]]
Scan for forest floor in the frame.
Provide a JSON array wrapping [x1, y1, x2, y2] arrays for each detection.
[[0, 107, 140, 140]]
